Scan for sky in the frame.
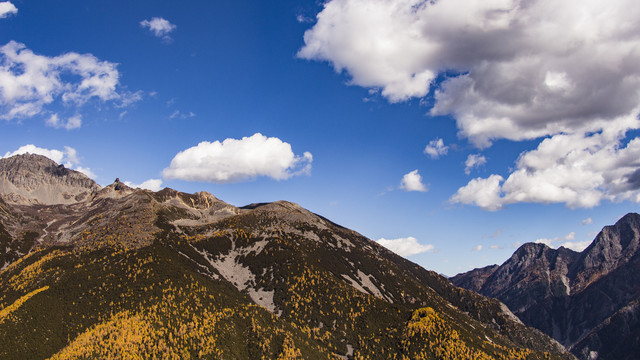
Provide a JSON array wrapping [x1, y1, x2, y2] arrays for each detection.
[[2, 0, 640, 276]]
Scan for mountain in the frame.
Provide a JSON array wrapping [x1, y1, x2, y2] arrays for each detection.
[[452, 214, 640, 360], [0, 154, 574, 359]]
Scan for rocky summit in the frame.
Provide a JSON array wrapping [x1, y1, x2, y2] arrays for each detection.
[[0, 153, 574, 359], [452, 214, 640, 360]]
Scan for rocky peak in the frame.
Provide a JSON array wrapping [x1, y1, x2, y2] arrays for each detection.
[[570, 213, 640, 292], [0, 153, 101, 205]]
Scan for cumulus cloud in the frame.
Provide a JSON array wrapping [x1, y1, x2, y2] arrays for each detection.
[[376, 236, 434, 257], [0, 41, 138, 121], [140, 17, 176, 42], [424, 138, 448, 158], [299, 0, 640, 147], [472, 245, 483, 252], [124, 179, 163, 192], [464, 154, 486, 175], [452, 131, 640, 210], [399, 169, 428, 192], [162, 133, 313, 183], [2, 144, 96, 179], [46, 114, 82, 130], [0, 1, 17, 18]]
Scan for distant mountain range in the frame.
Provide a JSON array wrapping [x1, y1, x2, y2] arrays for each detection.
[[0, 153, 574, 359], [453, 213, 640, 360]]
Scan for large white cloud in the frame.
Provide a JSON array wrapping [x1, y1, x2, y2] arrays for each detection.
[[376, 236, 434, 257], [451, 131, 640, 210], [162, 133, 313, 183], [2, 144, 96, 179], [0, 41, 138, 121], [299, 0, 640, 147], [0, 1, 17, 18]]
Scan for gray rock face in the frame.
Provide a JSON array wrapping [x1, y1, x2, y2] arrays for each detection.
[[452, 213, 640, 360], [0, 153, 101, 205]]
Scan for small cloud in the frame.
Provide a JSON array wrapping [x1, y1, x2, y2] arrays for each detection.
[[0, 1, 17, 18], [472, 245, 483, 252], [169, 110, 196, 119], [489, 244, 503, 250], [124, 179, 163, 192], [163, 133, 312, 183], [535, 232, 578, 249], [424, 138, 448, 159], [400, 169, 428, 192], [46, 114, 82, 130], [560, 240, 592, 252], [376, 236, 434, 257], [580, 217, 593, 225], [75, 166, 97, 180], [464, 154, 486, 175], [140, 17, 176, 42], [512, 241, 522, 248], [296, 14, 313, 23]]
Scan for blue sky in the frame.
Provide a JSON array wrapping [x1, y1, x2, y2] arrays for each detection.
[[2, 0, 640, 276]]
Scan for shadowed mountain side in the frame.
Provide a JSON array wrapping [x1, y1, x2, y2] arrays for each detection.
[[452, 213, 640, 360]]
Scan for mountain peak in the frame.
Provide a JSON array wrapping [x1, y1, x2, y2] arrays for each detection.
[[0, 153, 100, 205]]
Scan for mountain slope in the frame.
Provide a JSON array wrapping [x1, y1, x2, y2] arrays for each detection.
[[452, 213, 640, 360], [0, 154, 574, 359]]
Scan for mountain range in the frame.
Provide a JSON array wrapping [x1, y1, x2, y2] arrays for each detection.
[[453, 213, 640, 360], [0, 153, 574, 359]]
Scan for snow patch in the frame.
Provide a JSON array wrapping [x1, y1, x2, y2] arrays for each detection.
[[192, 240, 276, 314]]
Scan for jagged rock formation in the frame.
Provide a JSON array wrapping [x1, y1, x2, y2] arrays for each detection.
[[0, 154, 575, 359], [452, 213, 640, 360]]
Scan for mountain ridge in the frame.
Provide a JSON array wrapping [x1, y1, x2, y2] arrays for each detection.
[[452, 213, 640, 360]]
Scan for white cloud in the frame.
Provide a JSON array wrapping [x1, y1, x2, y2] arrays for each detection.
[[0, 1, 17, 18], [450, 174, 503, 211], [74, 166, 97, 179], [464, 154, 486, 175], [560, 240, 592, 252], [451, 131, 640, 210], [0, 41, 136, 121], [399, 169, 428, 192], [299, 0, 640, 147], [424, 138, 448, 158], [2, 144, 96, 179], [580, 217, 593, 225], [162, 133, 313, 183], [376, 236, 434, 257], [535, 232, 575, 247], [169, 110, 195, 119], [46, 114, 82, 130], [534, 232, 591, 252], [140, 17, 176, 42], [472, 245, 483, 252], [124, 179, 163, 192]]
